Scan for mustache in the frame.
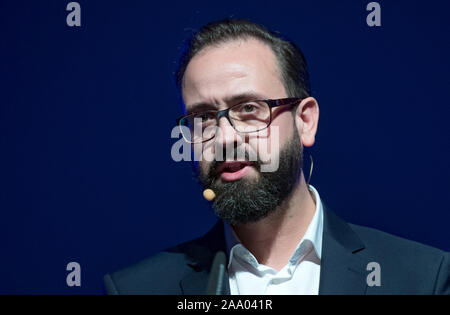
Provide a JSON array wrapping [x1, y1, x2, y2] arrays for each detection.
[[206, 149, 262, 180]]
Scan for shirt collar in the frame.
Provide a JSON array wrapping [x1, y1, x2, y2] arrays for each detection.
[[224, 184, 324, 268]]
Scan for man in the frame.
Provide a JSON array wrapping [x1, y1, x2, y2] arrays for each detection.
[[103, 19, 449, 294]]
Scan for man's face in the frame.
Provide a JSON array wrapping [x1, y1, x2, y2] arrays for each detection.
[[181, 38, 307, 225]]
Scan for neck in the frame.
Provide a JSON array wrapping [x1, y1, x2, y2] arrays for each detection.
[[231, 172, 316, 271]]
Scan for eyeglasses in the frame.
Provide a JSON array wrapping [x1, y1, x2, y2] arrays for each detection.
[[176, 97, 302, 144]]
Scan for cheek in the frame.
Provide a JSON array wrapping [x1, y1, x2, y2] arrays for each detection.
[[197, 143, 214, 175], [198, 142, 215, 162], [198, 160, 210, 178], [251, 113, 294, 162]]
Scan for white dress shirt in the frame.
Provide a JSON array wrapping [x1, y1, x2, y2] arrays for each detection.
[[224, 184, 324, 295]]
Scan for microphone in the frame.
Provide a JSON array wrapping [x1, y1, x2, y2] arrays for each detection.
[[205, 251, 226, 295], [203, 188, 216, 201]]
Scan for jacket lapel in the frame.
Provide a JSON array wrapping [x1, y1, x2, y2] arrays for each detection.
[[179, 222, 231, 295], [319, 206, 368, 294]]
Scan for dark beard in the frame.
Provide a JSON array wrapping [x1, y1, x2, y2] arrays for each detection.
[[198, 130, 303, 226]]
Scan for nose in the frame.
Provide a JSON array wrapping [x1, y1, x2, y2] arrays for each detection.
[[214, 116, 243, 160], [216, 116, 236, 143]]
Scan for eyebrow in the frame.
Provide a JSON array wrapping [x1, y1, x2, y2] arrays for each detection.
[[185, 91, 267, 114]]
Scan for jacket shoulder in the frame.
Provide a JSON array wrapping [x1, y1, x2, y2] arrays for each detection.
[[348, 223, 449, 294], [103, 236, 205, 295], [349, 223, 445, 257]]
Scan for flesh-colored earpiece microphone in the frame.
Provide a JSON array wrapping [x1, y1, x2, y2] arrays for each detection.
[[203, 189, 216, 201]]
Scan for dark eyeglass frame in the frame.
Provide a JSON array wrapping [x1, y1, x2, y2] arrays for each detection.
[[176, 97, 303, 144]]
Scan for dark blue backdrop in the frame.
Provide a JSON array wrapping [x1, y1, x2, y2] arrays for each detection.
[[1, 0, 449, 294]]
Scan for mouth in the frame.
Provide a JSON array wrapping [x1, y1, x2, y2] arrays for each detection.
[[216, 161, 254, 182]]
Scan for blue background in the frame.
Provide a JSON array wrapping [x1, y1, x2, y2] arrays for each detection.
[[1, 0, 449, 294]]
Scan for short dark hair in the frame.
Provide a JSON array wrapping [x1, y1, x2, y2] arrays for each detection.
[[175, 19, 311, 99]]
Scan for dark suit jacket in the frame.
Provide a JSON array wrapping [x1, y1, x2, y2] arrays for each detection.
[[103, 206, 450, 294]]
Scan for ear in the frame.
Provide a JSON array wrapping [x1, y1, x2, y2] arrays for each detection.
[[294, 97, 319, 147]]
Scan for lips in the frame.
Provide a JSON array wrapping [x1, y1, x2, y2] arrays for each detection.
[[217, 161, 254, 182]]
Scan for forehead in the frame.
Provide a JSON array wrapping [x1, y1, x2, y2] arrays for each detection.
[[182, 38, 286, 110]]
